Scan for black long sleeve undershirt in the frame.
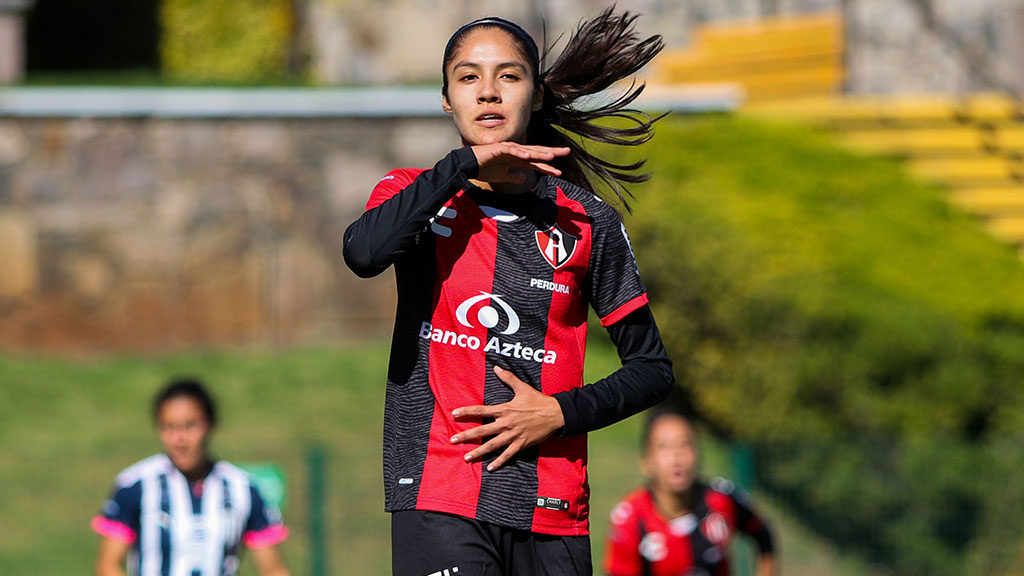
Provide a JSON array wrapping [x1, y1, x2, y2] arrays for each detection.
[[343, 146, 674, 435], [752, 521, 775, 554], [555, 306, 674, 436], [343, 147, 479, 278]]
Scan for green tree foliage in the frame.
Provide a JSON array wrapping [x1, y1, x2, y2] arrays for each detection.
[[628, 115, 1024, 574], [161, 0, 293, 83]]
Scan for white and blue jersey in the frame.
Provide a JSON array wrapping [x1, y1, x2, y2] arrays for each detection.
[[92, 454, 288, 576]]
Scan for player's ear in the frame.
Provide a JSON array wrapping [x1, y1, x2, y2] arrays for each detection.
[[442, 90, 454, 115]]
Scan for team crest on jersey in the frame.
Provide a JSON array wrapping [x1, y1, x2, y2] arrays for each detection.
[[535, 224, 577, 269], [639, 531, 668, 562], [701, 512, 731, 546]]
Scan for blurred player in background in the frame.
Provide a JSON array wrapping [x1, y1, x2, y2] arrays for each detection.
[[343, 6, 674, 576], [91, 378, 291, 576], [604, 407, 776, 576]]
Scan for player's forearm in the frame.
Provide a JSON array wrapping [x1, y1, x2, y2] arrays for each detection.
[[757, 554, 777, 576], [343, 147, 478, 278], [95, 537, 129, 576], [251, 544, 292, 576], [95, 558, 127, 576]]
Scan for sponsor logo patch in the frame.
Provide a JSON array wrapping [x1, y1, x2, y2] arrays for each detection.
[[455, 292, 519, 334], [421, 293, 557, 364], [529, 277, 571, 295], [535, 497, 571, 511]]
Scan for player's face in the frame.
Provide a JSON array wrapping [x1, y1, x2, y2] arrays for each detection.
[[157, 396, 211, 476], [643, 415, 700, 495], [442, 27, 543, 146]]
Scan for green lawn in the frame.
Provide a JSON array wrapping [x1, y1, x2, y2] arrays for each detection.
[[0, 337, 877, 575]]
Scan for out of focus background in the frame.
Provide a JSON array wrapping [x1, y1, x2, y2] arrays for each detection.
[[3, 0, 1024, 574]]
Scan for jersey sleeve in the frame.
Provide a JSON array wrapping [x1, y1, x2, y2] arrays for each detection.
[[603, 498, 644, 576], [242, 484, 289, 549], [91, 480, 143, 544], [342, 146, 478, 278], [588, 215, 649, 327], [710, 478, 774, 555], [365, 168, 419, 211], [730, 489, 774, 554], [551, 202, 673, 436]]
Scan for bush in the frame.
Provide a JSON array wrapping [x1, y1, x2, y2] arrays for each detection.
[[628, 115, 1024, 574], [160, 0, 293, 83]]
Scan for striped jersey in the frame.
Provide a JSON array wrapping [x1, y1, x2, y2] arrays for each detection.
[[92, 454, 288, 576], [604, 480, 774, 576], [356, 149, 651, 536]]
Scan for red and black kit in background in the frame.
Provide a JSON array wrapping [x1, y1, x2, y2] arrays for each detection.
[[604, 480, 774, 576]]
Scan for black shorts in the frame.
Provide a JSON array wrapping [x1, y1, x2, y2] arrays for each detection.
[[391, 510, 592, 576]]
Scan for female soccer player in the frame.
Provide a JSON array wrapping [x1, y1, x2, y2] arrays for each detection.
[[604, 408, 776, 576], [92, 378, 290, 576], [343, 8, 674, 575]]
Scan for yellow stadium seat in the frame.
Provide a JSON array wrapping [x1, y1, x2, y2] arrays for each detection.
[[838, 127, 985, 155], [908, 157, 1019, 184], [989, 126, 1024, 151], [948, 187, 1024, 215], [984, 216, 1024, 244], [653, 12, 844, 102], [877, 95, 959, 123], [959, 93, 1019, 122]]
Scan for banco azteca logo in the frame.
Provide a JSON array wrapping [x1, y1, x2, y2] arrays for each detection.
[[536, 224, 577, 269], [455, 292, 520, 335]]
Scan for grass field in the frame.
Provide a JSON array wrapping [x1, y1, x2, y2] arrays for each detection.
[[0, 336, 879, 575]]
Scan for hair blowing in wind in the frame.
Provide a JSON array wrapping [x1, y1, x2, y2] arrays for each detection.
[[534, 6, 666, 212]]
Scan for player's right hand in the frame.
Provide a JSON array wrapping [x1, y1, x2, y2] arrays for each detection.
[[471, 142, 570, 184]]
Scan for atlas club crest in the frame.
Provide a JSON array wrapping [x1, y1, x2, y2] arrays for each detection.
[[535, 224, 577, 269]]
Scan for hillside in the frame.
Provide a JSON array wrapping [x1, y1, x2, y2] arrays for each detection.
[[628, 115, 1024, 574]]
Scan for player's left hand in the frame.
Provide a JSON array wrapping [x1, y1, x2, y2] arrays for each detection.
[[450, 365, 566, 471]]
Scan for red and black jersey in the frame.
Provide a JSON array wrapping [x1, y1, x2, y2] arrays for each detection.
[[604, 480, 774, 576], [344, 147, 674, 535]]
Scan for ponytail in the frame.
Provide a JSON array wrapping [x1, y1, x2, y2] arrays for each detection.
[[534, 6, 665, 212]]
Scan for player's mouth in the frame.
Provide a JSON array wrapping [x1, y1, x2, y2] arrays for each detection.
[[476, 112, 506, 128], [170, 446, 196, 462], [668, 468, 691, 485]]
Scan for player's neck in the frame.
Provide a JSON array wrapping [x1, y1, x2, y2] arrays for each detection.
[[469, 172, 538, 197], [179, 458, 214, 484], [651, 484, 696, 519]]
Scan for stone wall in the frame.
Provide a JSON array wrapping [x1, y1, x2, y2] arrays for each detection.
[[0, 114, 460, 353], [302, 0, 1024, 94], [844, 0, 1024, 94]]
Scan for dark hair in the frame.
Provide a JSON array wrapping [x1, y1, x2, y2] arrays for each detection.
[[641, 406, 696, 452], [153, 377, 217, 428], [443, 16, 541, 94], [442, 6, 665, 212]]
